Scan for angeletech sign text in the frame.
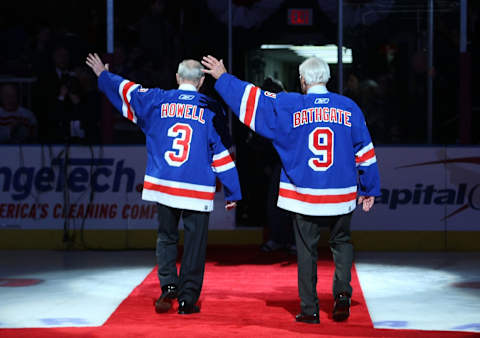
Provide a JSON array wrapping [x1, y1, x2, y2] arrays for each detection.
[[0, 146, 157, 229]]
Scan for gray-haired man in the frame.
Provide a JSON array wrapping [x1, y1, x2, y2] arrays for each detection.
[[202, 55, 380, 323], [86, 54, 241, 314]]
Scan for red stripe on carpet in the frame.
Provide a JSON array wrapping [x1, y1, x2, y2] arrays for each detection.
[[0, 248, 476, 337]]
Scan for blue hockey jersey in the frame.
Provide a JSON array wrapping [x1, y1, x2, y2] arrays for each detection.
[[98, 71, 241, 212], [215, 73, 380, 216]]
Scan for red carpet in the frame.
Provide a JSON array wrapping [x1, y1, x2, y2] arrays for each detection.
[[1, 247, 478, 337]]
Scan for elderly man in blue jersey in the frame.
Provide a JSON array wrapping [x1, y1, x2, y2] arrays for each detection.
[[202, 55, 380, 324], [86, 53, 241, 315]]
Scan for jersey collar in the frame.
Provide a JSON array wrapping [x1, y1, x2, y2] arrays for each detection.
[[178, 83, 197, 91], [307, 85, 328, 94]]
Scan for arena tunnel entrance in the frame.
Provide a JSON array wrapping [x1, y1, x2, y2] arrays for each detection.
[[244, 44, 353, 93]]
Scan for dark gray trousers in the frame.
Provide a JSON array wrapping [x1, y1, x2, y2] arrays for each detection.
[[156, 203, 209, 305], [292, 212, 354, 315]]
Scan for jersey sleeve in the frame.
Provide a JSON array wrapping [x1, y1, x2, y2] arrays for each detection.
[[97, 71, 162, 126], [351, 103, 381, 197], [214, 73, 277, 140], [208, 107, 242, 202]]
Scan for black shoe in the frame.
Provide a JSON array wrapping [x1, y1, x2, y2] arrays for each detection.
[[260, 240, 283, 253], [332, 292, 351, 321], [177, 300, 200, 314], [295, 313, 320, 324], [155, 284, 177, 313]]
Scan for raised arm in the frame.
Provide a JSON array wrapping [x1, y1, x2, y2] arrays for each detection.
[[86, 53, 160, 126], [202, 55, 277, 140], [201, 55, 227, 80], [86, 53, 109, 77]]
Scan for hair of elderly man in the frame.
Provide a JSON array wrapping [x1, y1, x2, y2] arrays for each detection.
[[177, 59, 205, 82], [298, 57, 330, 85]]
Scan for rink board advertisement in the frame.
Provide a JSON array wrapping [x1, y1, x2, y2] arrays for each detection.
[[0, 145, 478, 231], [0, 145, 235, 230], [352, 146, 480, 231]]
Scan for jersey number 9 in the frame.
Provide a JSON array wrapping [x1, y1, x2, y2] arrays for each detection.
[[308, 127, 333, 171]]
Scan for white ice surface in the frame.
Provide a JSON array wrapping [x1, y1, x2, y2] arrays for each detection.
[[356, 252, 480, 333], [0, 250, 154, 328]]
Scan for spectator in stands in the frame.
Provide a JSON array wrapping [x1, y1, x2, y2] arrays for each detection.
[[30, 23, 53, 76], [46, 65, 103, 144], [75, 66, 101, 144], [0, 84, 37, 143], [34, 46, 76, 143], [344, 73, 361, 103], [50, 74, 83, 143], [358, 78, 387, 144]]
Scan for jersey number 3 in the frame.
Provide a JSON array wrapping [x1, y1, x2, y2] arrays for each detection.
[[308, 127, 334, 171], [165, 123, 193, 167]]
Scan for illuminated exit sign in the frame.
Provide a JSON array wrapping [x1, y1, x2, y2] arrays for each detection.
[[288, 8, 313, 26]]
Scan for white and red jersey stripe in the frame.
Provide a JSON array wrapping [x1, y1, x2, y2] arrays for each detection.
[[355, 142, 376, 167], [118, 80, 141, 124], [211, 149, 235, 173], [277, 182, 357, 216], [239, 84, 260, 131], [142, 175, 216, 212]]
